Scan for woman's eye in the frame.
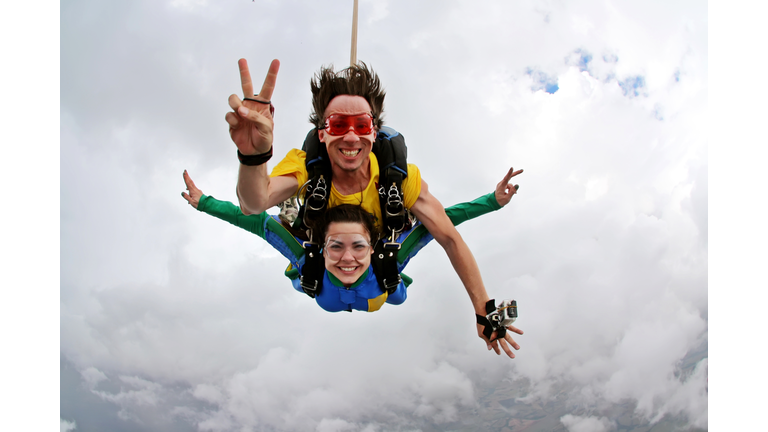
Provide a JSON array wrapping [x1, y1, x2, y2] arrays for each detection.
[[329, 245, 344, 251], [353, 244, 366, 251]]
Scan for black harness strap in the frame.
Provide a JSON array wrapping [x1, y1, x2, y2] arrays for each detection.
[[371, 127, 409, 294], [300, 241, 323, 298], [294, 129, 331, 231], [371, 239, 401, 295], [296, 126, 410, 298]]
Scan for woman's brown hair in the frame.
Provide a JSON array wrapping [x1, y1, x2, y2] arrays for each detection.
[[317, 204, 379, 245]]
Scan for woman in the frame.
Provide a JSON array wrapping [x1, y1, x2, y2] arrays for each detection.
[[181, 168, 518, 313]]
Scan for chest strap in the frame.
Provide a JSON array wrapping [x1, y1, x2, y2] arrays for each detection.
[[371, 239, 402, 295], [300, 241, 324, 298]]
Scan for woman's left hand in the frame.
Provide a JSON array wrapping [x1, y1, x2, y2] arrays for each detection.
[[495, 167, 523, 207]]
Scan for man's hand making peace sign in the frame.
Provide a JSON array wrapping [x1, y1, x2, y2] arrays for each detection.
[[225, 59, 280, 156]]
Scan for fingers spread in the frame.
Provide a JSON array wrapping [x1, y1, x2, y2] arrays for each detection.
[[491, 340, 501, 356], [239, 58, 254, 98], [257, 59, 280, 102], [505, 333, 521, 350], [498, 338, 516, 359], [500, 167, 515, 185]]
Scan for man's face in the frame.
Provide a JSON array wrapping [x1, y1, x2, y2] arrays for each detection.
[[318, 95, 376, 174]]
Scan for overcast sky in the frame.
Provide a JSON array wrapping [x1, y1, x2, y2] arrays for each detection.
[[56, 0, 709, 430], [8, 0, 767, 430]]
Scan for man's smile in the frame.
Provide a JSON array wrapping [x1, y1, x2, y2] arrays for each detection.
[[340, 149, 361, 158]]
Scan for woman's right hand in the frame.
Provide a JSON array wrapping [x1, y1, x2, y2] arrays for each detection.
[[181, 170, 203, 209]]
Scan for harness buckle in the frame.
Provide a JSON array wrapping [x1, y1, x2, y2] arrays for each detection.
[[300, 276, 319, 297], [378, 182, 406, 233], [381, 275, 402, 291], [383, 236, 401, 250], [306, 176, 328, 211]]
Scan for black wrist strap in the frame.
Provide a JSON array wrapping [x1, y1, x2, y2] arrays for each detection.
[[476, 299, 507, 341], [237, 146, 273, 166]]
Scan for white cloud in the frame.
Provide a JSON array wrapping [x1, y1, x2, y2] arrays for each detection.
[[316, 418, 358, 432], [60, 0, 707, 429], [60, 419, 77, 432], [561, 414, 615, 432], [93, 375, 162, 407], [80, 366, 107, 389]]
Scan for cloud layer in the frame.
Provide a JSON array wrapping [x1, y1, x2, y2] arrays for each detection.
[[60, 0, 708, 430]]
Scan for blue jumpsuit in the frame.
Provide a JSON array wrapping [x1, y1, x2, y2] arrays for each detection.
[[196, 192, 502, 312]]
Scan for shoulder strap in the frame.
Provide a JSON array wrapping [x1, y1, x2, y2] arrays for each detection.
[[294, 129, 332, 231], [371, 239, 402, 295], [373, 126, 408, 177], [295, 129, 332, 297], [375, 126, 409, 237], [299, 241, 324, 298], [371, 126, 409, 295]]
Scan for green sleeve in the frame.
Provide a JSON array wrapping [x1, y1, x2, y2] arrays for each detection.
[[397, 192, 502, 263], [196, 195, 268, 239], [444, 192, 502, 226]]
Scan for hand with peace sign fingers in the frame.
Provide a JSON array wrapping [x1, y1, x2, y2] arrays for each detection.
[[226, 59, 280, 156], [494, 167, 523, 207], [181, 170, 203, 209]]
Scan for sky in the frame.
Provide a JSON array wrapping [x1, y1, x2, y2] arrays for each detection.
[[7, 0, 767, 430]]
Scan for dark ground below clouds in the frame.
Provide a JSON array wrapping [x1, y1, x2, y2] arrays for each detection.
[[419, 337, 708, 432], [61, 337, 707, 432], [60, 355, 202, 432]]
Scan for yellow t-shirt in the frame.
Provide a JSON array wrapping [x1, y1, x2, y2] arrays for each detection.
[[271, 148, 422, 231]]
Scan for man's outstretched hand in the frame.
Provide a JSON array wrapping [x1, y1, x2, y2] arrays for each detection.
[[482, 166, 524, 358], [478, 322, 524, 359], [225, 58, 280, 156]]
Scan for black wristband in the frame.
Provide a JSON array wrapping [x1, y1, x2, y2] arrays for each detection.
[[237, 146, 273, 166]]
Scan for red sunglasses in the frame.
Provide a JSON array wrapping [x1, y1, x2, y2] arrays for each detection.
[[323, 113, 375, 136]]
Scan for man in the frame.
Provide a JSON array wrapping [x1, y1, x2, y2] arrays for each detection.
[[225, 58, 524, 358]]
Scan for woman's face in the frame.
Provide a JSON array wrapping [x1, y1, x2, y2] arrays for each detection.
[[323, 221, 373, 286]]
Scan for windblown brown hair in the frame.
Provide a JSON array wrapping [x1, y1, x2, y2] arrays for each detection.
[[316, 204, 379, 246], [309, 62, 386, 129]]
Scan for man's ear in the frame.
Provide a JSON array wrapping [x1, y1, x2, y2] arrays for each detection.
[[318, 129, 326, 143]]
